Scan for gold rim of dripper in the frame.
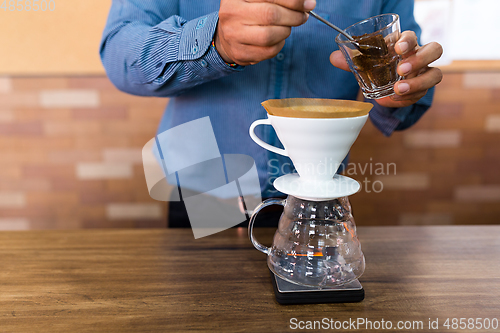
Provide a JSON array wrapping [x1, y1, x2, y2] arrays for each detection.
[[261, 98, 373, 118]]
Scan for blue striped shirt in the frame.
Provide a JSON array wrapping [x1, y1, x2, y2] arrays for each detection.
[[100, 0, 433, 198]]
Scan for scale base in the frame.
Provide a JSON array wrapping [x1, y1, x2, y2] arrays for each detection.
[[270, 270, 364, 305]]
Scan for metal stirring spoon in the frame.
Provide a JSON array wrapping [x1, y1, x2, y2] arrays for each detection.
[[308, 11, 384, 56]]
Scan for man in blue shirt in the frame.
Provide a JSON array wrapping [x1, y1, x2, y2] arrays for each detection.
[[100, 0, 442, 226]]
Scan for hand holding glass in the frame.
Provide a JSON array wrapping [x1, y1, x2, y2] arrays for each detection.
[[336, 13, 401, 99]]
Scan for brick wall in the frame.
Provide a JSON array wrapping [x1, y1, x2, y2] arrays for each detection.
[[0, 77, 167, 230], [0, 72, 499, 229], [350, 72, 500, 225]]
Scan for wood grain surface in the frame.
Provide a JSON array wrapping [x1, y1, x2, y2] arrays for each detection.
[[0, 226, 498, 332]]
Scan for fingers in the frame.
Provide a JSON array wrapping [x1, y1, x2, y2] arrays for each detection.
[[217, 0, 315, 65], [246, 0, 316, 12], [227, 41, 287, 66], [393, 67, 443, 99], [227, 25, 291, 46], [383, 40, 443, 108], [397, 42, 443, 78], [331, 30, 443, 106], [395, 30, 418, 56], [241, 2, 308, 27], [329, 50, 350, 72]]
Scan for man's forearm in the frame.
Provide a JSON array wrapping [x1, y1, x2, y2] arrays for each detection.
[[100, 5, 241, 97]]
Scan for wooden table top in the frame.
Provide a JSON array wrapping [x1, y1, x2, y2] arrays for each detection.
[[0, 226, 499, 332]]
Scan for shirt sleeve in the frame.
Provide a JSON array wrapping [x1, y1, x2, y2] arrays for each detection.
[[99, 0, 243, 97], [367, 0, 435, 136]]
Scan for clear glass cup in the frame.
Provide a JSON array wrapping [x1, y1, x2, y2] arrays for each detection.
[[248, 195, 365, 287], [336, 13, 401, 99]]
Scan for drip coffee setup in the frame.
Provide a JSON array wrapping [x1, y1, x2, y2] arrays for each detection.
[[248, 98, 373, 304]]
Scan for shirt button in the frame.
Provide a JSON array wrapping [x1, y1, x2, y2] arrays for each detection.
[[192, 46, 198, 54], [200, 59, 208, 68], [276, 53, 285, 61]]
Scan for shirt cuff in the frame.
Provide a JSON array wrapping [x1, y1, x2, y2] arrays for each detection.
[[130, 12, 243, 85], [368, 102, 403, 136], [177, 12, 218, 61], [194, 42, 245, 77]]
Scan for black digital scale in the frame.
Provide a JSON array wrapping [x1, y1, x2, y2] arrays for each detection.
[[270, 270, 364, 305]]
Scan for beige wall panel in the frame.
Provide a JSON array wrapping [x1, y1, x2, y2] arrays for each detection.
[[0, 0, 112, 75]]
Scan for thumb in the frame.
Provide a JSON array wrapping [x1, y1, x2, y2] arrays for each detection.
[[330, 50, 350, 72]]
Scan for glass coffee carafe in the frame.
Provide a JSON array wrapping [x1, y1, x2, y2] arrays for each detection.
[[249, 195, 365, 288], [248, 98, 371, 289]]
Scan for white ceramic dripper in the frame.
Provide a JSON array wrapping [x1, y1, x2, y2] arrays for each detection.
[[249, 99, 372, 200]]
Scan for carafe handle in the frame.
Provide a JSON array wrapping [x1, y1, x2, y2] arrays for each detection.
[[248, 198, 286, 255], [249, 119, 288, 157]]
